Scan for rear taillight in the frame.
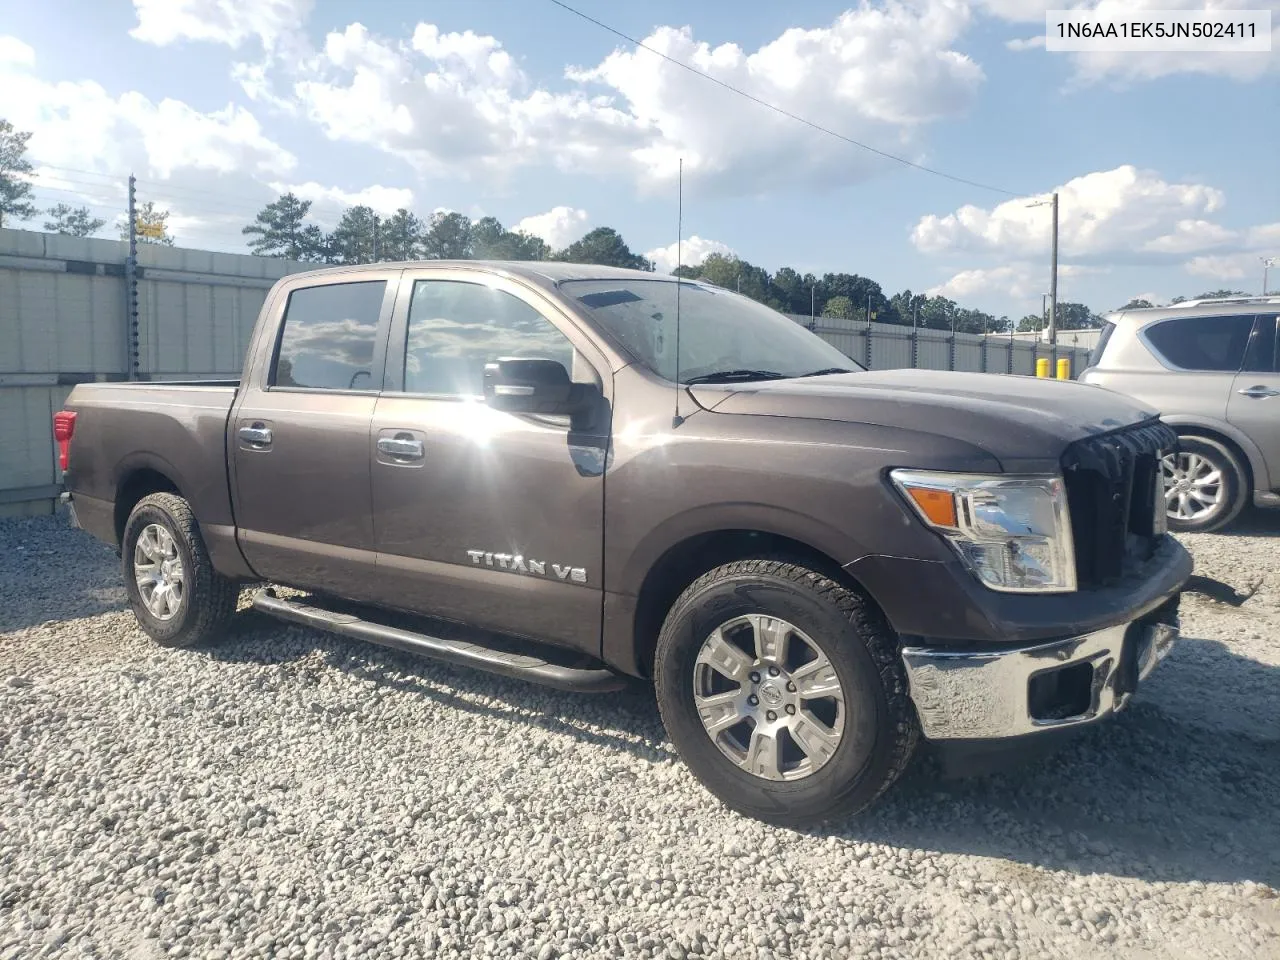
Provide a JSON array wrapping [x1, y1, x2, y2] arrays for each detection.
[[53, 410, 76, 471]]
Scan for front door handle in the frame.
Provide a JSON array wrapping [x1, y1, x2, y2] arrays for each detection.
[[1237, 385, 1280, 399], [239, 425, 273, 446], [377, 437, 425, 460]]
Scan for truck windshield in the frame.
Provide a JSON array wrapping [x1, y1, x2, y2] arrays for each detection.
[[562, 279, 862, 384]]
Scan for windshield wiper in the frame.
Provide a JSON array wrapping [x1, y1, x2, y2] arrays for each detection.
[[683, 369, 787, 384], [795, 367, 857, 378]]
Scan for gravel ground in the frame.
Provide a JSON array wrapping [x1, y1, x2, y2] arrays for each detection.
[[1, 510, 1278, 960]]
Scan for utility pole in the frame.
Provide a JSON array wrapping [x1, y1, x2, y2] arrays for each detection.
[[126, 174, 139, 381], [810, 284, 815, 330], [1264, 256, 1278, 295], [1049, 192, 1058, 344], [372, 214, 380, 263], [1028, 192, 1059, 345]]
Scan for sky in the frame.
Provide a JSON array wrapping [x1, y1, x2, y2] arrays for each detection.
[[0, 0, 1277, 320]]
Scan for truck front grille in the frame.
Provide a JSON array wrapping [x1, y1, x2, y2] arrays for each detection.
[[1060, 420, 1178, 589]]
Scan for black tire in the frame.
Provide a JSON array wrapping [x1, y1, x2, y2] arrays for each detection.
[[121, 493, 238, 648], [1164, 435, 1249, 533], [654, 559, 918, 827]]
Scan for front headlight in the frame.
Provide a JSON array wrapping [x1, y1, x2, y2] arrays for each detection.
[[890, 470, 1077, 593]]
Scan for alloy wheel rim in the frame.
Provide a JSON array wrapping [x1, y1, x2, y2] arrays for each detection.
[[133, 523, 185, 621], [692, 614, 846, 782], [1161, 452, 1223, 521]]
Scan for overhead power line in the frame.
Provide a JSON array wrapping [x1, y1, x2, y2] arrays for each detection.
[[544, 0, 1023, 198]]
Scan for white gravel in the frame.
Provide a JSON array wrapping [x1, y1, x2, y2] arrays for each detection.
[[2, 509, 1278, 960]]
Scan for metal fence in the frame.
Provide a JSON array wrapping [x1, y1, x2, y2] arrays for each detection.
[[786, 314, 1093, 378], [1, 227, 1093, 514]]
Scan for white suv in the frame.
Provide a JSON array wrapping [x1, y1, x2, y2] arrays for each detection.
[[1080, 296, 1280, 532]]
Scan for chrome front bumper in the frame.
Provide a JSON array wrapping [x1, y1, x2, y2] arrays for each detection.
[[901, 608, 1179, 741]]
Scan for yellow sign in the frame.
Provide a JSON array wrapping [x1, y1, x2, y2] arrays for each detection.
[[137, 221, 165, 239]]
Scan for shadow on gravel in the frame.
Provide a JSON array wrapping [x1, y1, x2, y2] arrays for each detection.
[[1222, 507, 1280, 538], [815, 635, 1280, 889], [0, 513, 127, 634], [213, 608, 1279, 889], [206, 609, 675, 763]]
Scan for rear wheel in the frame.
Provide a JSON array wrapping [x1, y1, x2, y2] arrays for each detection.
[[1162, 436, 1248, 533], [122, 493, 238, 647], [654, 559, 918, 827]]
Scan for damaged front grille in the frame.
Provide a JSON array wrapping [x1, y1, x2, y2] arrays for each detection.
[[1061, 420, 1178, 589]]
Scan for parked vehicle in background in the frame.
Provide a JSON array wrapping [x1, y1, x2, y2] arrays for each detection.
[[55, 261, 1190, 826], [1080, 296, 1280, 532]]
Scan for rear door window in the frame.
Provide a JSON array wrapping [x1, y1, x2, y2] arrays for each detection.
[[1088, 321, 1115, 366], [273, 281, 388, 390], [1243, 315, 1278, 373], [1143, 314, 1254, 371]]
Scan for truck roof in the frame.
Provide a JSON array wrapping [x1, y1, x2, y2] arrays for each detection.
[[283, 260, 670, 286]]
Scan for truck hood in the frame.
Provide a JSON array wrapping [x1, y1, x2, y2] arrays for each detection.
[[689, 368, 1159, 469]]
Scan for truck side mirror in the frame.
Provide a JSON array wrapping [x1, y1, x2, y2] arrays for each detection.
[[483, 357, 590, 415]]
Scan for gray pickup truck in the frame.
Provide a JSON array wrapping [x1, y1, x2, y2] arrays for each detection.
[[56, 261, 1191, 825]]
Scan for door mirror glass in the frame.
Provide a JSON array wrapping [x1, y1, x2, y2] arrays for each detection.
[[484, 357, 588, 414]]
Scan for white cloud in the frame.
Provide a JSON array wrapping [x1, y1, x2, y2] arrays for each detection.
[[259, 3, 986, 194], [1005, 36, 1044, 51], [1246, 222, 1280, 248], [268, 181, 415, 222], [645, 236, 737, 274], [1184, 254, 1265, 281], [1142, 219, 1237, 255], [912, 165, 1227, 258], [0, 34, 35, 66], [1, 44, 295, 182], [512, 207, 590, 249], [928, 263, 1098, 300], [130, 0, 313, 50]]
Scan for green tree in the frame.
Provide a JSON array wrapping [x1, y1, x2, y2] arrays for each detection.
[[671, 264, 701, 280], [0, 118, 37, 227], [379, 208, 426, 261], [44, 202, 105, 237], [555, 226, 652, 270], [822, 295, 855, 320], [120, 200, 174, 246], [1120, 298, 1154, 310], [1016, 313, 1045, 332], [1191, 289, 1248, 300], [770, 267, 812, 315], [327, 205, 378, 264], [420, 211, 474, 260], [242, 193, 325, 260], [696, 253, 772, 302], [470, 215, 550, 260]]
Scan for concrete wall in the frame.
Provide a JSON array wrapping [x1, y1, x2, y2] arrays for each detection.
[[0, 227, 1094, 514]]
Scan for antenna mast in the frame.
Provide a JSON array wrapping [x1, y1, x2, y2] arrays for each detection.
[[672, 158, 684, 428]]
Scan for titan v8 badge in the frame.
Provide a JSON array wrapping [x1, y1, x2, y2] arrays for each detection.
[[466, 550, 587, 584]]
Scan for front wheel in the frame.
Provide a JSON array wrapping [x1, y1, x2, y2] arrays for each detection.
[[122, 493, 239, 647], [654, 559, 918, 827], [1162, 436, 1248, 533]]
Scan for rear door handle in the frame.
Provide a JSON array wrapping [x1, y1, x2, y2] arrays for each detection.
[[239, 425, 273, 446], [377, 437, 424, 460], [1237, 385, 1280, 399]]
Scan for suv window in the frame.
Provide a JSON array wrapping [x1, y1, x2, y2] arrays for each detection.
[[273, 281, 386, 390], [1089, 321, 1116, 367], [1243, 315, 1278, 373], [403, 279, 576, 396], [1143, 314, 1254, 371]]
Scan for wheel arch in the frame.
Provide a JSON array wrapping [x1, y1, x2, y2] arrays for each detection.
[[113, 459, 184, 545], [1161, 416, 1262, 492], [622, 527, 880, 679]]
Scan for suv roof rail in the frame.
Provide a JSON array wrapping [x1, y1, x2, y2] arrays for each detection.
[[1170, 295, 1280, 308]]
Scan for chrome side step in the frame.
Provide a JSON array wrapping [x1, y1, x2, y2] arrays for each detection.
[[251, 588, 627, 693]]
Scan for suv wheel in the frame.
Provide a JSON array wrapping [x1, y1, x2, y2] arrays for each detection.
[[1162, 435, 1249, 533], [654, 559, 918, 827], [122, 493, 239, 647]]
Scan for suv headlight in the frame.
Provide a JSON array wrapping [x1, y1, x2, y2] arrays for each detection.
[[890, 470, 1077, 594]]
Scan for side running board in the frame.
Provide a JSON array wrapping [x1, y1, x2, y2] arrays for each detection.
[[251, 588, 627, 693]]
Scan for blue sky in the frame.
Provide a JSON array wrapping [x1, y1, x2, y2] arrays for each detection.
[[1, 0, 1277, 320]]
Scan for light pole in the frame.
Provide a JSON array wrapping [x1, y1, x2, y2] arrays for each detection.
[[1264, 257, 1278, 296], [1028, 193, 1059, 344]]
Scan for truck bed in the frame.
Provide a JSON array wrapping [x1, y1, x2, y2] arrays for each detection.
[[62, 380, 241, 549]]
